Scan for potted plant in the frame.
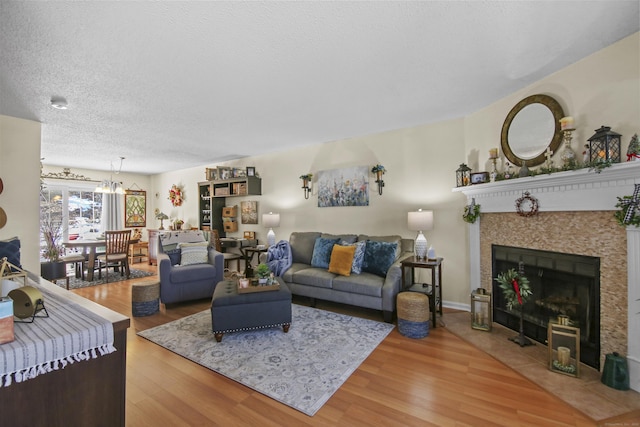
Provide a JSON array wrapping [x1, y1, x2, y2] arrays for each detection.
[[255, 263, 271, 285], [40, 191, 67, 281]]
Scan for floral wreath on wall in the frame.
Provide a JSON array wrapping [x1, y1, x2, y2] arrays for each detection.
[[169, 184, 183, 207]]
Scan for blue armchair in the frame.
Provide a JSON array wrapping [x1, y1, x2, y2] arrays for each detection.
[[156, 231, 224, 304]]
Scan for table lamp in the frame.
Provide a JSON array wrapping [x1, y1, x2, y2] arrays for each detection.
[[408, 209, 433, 260], [262, 212, 280, 246]]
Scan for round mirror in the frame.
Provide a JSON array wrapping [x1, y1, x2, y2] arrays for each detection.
[[501, 94, 564, 167]]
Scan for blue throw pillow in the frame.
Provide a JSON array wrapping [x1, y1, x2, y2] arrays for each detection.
[[363, 240, 398, 277], [165, 248, 181, 266], [310, 237, 339, 269], [0, 236, 21, 268], [340, 240, 366, 274]]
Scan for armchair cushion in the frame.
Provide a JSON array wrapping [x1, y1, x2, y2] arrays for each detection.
[[178, 242, 209, 266]]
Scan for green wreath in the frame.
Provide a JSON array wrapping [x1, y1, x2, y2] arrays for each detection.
[[462, 203, 481, 224], [495, 268, 532, 310], [614, 195, 640, 228]]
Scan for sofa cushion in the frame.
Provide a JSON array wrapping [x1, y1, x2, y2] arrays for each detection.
[[289, 232, 321, 265], [292, 267, 336, 289], [358, 234, 402, 260], [321, 233, 357, 244], [362, 240, 398, 277], [310, 237, 339, 269], [169, 263, 216, 284], [340, 240, 366, 274], [328, 244, 356, 276], [0, 236, 21, 268], [332, 272, 384, 297], [178, 241, 209, 266]]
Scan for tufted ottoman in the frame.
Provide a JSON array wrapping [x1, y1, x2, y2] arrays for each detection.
[[210, 277, 292, 342], [131, 280, 160, 317], [397, 292, 430, 338]]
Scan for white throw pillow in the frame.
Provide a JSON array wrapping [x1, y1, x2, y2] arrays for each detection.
[[178, 242, 209, 266]]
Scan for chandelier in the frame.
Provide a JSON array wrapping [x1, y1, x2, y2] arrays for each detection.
[[95, 157, 125, 194]]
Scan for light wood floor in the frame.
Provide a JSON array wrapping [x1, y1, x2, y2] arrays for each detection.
[[70, 263, 639, 426]]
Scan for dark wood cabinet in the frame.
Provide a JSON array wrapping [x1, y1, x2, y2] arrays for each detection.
[[198, 178, 261, 236]]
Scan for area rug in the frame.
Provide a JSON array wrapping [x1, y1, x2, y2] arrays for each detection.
[[61, 269, 155, 289], [138, 304, 394, 416]]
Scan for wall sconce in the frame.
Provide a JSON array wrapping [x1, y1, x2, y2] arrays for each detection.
[[588, 125, 621, 164], [371, 164, 386, 195], [299, 174, 313, 199]]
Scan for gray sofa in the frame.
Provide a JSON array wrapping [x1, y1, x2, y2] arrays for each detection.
[[267, 232, 414, 322], [157, 230, 224, 304]]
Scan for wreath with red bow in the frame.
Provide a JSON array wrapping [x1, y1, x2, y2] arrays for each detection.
[[168, 184, 183, 207], [495, 268, 532, 310]]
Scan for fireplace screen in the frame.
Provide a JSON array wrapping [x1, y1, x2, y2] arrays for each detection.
[[492, 245, 600, 369]]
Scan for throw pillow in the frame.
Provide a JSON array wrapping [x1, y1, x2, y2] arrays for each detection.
[[310, 237, 339, 269], [362, 240, 398, 278], [328, 244, 356, 276], [178, 242, 209, 266], [0, 236, 21, 268], [340, 240, 366, 274]]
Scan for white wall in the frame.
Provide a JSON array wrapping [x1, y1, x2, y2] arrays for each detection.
[[0, 115, 42, 272]]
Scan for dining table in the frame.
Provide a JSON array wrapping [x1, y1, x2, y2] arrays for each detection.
[[63, 238, 139, 281]]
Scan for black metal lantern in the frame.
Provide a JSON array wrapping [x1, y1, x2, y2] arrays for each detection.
[[588, 126, 621, 163], [456, 163, 471, 187]]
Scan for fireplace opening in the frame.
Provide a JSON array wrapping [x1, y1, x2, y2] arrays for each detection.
[[492, 245, 600, 370]]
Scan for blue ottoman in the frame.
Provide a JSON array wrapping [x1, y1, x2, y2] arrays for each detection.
[[210, 277, 292, 342], [131, 280, 160, 317], [397, 292, 430, 339]]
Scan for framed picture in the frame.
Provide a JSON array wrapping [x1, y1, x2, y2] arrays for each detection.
[[217, 166, 231, 180], [241, 200, 258, 224], [124, 190, 146, 227], [246, 166, 256, 177], [317, 166, 369, 207], [470, 172, 489, 185], [206, 167, 218, 181]]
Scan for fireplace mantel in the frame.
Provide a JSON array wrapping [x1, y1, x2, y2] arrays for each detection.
[[453, 161, 640, 212], [452, 161, 639, 392]]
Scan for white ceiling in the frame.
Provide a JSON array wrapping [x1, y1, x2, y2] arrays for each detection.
[[1, 1, 638, 175]]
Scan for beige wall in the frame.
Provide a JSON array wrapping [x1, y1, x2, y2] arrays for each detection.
[[0, 115, 42, 272]]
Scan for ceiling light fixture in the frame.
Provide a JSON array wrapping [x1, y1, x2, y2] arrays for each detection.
[[95, 157, 126, 194], [50, 97, 68, 110]]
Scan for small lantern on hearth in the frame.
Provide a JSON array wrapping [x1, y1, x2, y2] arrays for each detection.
[[548, 318, 580, 378], [470, 288, 492, 331], [588, 126, 621, 164], [456, 163, 471, 187]]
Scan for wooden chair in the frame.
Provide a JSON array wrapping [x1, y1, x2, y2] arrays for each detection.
[[212, 229, 242, 272], [96, 230, 132, 282], [61, 248, 86, 281]]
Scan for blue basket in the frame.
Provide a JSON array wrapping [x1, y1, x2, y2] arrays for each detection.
[[398, 318, 429, 339]]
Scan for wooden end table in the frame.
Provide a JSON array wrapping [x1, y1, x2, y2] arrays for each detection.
[[400, 256, 444, 327]]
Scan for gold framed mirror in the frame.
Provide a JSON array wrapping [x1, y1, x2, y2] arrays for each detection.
[[501, 94, 564, 167]]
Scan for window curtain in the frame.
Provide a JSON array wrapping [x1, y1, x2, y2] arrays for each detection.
[[101, 193, 123, 232]]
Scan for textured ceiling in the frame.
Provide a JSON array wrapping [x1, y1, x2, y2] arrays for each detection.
[[1, 1, 638, 175]]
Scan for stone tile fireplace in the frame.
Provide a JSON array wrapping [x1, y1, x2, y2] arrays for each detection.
[[455, 161, 640, 392]]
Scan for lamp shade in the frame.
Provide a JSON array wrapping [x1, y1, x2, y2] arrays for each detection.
[[408, 210, 433, 231], [262, 212, 280, 228]]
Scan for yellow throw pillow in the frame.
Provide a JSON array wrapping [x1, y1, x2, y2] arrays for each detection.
[[328, 244, 356, 276]]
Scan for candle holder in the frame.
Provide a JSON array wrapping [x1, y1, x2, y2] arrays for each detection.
[[470, 288, 492, 331], [548, 320, 580, 377], [490, 158, 498, 182], [560, 128, 577, 167]]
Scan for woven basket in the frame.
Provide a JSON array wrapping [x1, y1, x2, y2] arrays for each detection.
[[397, 292, 430, 338], [132, 281, 160, 317]]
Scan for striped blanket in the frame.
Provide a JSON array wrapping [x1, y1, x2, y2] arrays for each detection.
[[0, 280, 115, 387]]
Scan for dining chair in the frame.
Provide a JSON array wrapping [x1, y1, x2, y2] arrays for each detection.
[[97, 230, 132, 282], [61, 246, 87, 281], [212, 229, 242, 272]]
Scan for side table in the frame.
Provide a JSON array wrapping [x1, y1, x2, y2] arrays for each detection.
[[400, 256, 443, 327], [240, 246, 268, 277]]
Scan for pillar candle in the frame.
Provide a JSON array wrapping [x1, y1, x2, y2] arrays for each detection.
[[558, 346, 571, 366], [560, 116, 575, 130], [489, 148, 498, 159]]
